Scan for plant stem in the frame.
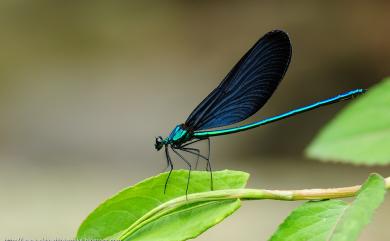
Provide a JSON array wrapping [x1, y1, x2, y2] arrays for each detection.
[[119, 175, 389, 239]]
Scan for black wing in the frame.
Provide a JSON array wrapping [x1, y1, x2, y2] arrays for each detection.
[[184, 30, 292, 131]]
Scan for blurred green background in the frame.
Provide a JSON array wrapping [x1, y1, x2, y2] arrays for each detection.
[[0, 1, 389, 240]]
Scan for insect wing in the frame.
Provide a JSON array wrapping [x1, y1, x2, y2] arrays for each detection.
[[185, 30, 292, 131]]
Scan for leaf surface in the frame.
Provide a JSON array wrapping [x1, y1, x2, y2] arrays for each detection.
[[77, 170, 249, 240], [269, 174, 386, 241]]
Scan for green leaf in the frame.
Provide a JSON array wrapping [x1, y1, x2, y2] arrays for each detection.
[[124, 199, 240, 241], [269, 200, 348, 241], [76, 170, 249, 240], [269, 174, 386, 241], [306, 78, 390, 165], [330, 174, 386, 241]]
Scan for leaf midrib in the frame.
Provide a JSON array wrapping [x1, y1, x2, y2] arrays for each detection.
[[325, 204, 349, 241]]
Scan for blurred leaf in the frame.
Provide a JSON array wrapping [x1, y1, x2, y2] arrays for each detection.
[[269, 173, 386, 241], [76, 170, 249, 240], [306, 78, 390, 164]]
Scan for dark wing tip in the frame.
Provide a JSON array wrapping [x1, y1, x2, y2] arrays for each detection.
[[264, 29, 291, 50], [263, 30, 291, 51], [263, 29, 292, 77], [266, 29, 290, 38]]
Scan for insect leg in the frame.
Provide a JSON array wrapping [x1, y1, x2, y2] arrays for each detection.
[[164, 145, 174, 194], [180, 142, 213, 191], [179, 147, 200, 169], [180, 148, 208, 161], [206, 137, 213, 190], [192, 148, 201, 169], [161, 151, 171, 172], [171, 146, 191, 199], [181, 138, 204, 148]]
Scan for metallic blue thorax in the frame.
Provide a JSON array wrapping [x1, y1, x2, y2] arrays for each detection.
[[167, 124, 190, 144]]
